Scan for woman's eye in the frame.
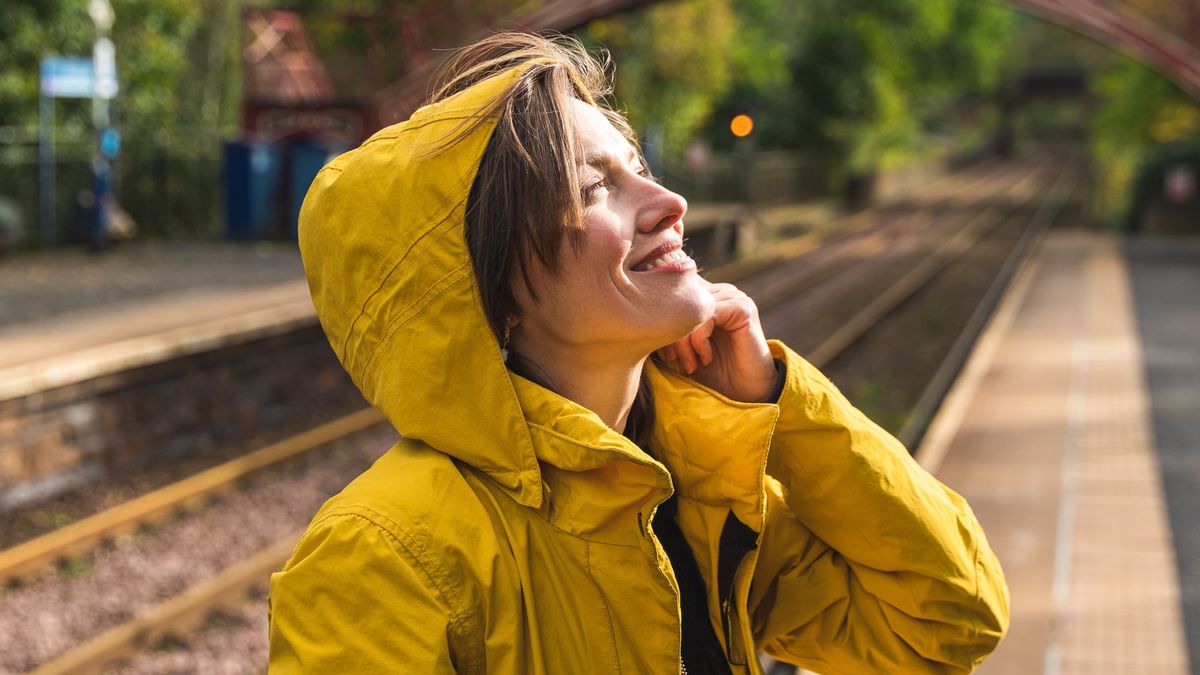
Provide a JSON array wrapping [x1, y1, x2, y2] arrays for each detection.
[[635, 164, 659, 184], [583, 179, 608, 201]]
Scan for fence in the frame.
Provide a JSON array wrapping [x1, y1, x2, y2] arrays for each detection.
[[0, 127, 226, 249], [659, 150, 833, 206], [1, 134, 897, 250]]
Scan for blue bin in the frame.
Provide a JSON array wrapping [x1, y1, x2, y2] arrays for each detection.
[[223, 140, 282, 241], [287, 139, 342, 239]]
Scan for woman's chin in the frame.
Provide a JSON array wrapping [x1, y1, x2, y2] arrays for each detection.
[[658, 289, 716, 342], [687, 279, 718, 324]]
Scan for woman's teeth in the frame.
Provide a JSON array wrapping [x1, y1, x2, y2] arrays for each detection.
[[638, 249, 688, 271]]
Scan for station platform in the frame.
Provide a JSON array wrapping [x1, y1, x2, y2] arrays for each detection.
[[0, 240, 312, 399], [0, 241, 351, 511], [917, 229, 1193, 674]]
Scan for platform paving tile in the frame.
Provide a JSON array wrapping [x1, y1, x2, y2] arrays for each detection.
[[933, 231, 1189, 675]]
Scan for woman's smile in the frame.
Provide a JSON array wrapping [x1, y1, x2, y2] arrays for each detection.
[[628, 240, 697, 273], [632, 250, 696, 273]]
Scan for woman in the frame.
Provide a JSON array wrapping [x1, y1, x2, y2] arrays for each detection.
[[268, 33, 1008, 674]]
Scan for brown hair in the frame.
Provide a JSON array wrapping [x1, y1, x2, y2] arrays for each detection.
[[428, 33, 655, 443]]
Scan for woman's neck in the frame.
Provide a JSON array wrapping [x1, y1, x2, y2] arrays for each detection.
[[511, 335, 646, 434]]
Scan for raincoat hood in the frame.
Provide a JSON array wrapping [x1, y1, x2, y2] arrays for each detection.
[[299, 63, 549, 507]]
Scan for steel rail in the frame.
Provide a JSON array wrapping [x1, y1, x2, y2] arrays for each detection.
[[30, 534, 302, 675], [0, 162, 1008, 585], [0, 407, 384, 587], [745, 160, 1048, 316], [704, 159, 1008, 286], [800, 162, 1060, 369], [908, 165, 1083, 470]]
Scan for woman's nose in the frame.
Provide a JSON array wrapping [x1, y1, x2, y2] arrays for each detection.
[[637, 182, 688, 234]]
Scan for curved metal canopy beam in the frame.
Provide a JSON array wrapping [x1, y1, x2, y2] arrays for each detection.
[[1007, 0, 1200, 99]]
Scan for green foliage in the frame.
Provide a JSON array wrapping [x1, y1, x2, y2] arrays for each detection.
[[1088, 58, 1200, 223], [0, 0, 241, 140], [722, 0, 797, 93], [0, 2, 94, 134], [0, 0, 245, 238], [784, 0, 1014, 171], [583, 0, 739, 155], [685, 0, 1014, 174]]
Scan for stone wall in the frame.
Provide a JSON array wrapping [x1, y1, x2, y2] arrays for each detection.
[[0, 325, 363, 509]]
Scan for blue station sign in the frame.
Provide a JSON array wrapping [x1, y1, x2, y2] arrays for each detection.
[[40, 56, 96, 99]]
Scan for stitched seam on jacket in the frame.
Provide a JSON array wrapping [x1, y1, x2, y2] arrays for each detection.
[[359, 113, 478, 146], [655, 394, 775, 446], [540, 521, 645, 548], [970, 536, 987, 645], [582, 540, 623, 673], [653, 414, 771, 505], [526, 424, 661, 472], [359, 262, 470, 374], [311, 507, 484, 671], [330, 110, 492, 364], [663, 449, 759, 504], [340, 200, 463, 360], [652, 395, 777, 494], [522, 481, 645, 548]]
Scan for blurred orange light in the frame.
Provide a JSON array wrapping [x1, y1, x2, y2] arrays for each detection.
[[730, 114, 754, 138]]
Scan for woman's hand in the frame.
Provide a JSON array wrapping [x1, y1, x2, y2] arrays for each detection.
[[658, 281, 778, 403]]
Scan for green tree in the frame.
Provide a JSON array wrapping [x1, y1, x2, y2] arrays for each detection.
[[1089, 57, 1200, 223], [582, 0, 740, 156], [0, 0, 240, 140], [0, 2, 95, 136], [698, 0, 1013, 174]]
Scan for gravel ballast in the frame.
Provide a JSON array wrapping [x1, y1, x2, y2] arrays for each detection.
[[0, 425, 397, 674]]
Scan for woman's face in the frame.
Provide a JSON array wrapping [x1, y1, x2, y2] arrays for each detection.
[[512, 99, 715, 359]]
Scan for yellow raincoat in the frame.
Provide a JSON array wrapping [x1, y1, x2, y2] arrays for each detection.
[[268, 63, 1009, 674]]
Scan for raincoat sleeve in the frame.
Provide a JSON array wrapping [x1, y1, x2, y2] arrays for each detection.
[[268, 508, 463, 673], [749, 340, 1009, 674]]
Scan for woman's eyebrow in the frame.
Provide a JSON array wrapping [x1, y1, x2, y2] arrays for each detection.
[[581, 146, 638, 169]]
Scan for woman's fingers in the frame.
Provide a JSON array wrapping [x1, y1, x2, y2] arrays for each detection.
[[671, 329, 704, 373], [676, 336, 699, 373], [689, 320, 714, 366], [658, 283, 762, 375]]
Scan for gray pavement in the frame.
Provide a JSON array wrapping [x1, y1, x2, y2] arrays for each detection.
[[0, 240, 304, 333], [937, 230, 1189, 674], [1126, 234, 1200, 671]]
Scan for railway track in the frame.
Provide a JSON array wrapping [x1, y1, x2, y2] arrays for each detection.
[[0, 408, 384, 588], [778, 160, 1058, 368], [7, 157, 1075, 674], [718, 160, 1043, 359], [705, 159, 1010, 290], [906, 164, 1082, 466]]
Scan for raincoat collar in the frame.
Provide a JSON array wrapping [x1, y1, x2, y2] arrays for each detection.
[[509, 358, 781, 539]]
